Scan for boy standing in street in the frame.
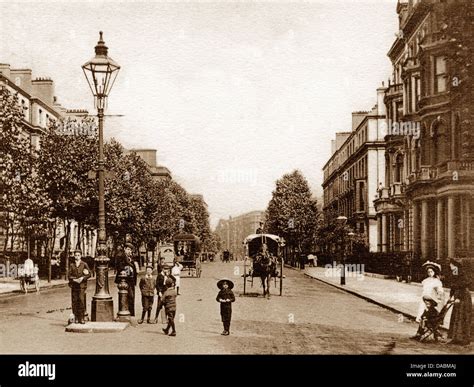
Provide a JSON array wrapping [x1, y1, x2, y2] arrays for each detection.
[[161, 278, 177, 336], [138, 266, 155, 324], [216, 278, 235, 335], [68, 249, 91, 324]]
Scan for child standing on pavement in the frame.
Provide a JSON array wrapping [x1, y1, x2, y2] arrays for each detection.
[[138, 266, 155, 324], [161, 278, 177, 336], [216, 278, 235, 335]]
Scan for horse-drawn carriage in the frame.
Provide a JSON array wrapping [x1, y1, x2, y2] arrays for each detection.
[[173, 233, 202, 277], [243, 234, 284, 297]]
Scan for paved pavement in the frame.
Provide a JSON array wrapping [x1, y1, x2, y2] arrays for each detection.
[[301, 266, 474, 329], [0, 272, 118, 295]]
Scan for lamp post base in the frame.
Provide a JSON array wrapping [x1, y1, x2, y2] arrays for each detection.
[[116, 312, 131, 323], [91, 297, 114, 322]]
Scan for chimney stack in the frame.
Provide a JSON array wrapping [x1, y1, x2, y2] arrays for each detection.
[[10, 69, 32, 94], [0, 63, 11, 79], [376, 85, 387, 116], [351, 111, 367, 131], [32, 77, 55, 105]]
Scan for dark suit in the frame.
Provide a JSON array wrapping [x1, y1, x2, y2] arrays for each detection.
[[68, 261, 91, 322], [216, 288, 235, 332], [154, 272, 175, 319], [115, 256, 138, 316]]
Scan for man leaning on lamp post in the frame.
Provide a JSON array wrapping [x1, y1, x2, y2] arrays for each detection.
[[68, 249, 91, 324]]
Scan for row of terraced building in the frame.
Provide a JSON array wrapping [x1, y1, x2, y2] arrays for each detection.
[[322, 0, 474, 265]]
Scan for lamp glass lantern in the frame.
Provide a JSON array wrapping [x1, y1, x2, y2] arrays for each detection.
[[82, 31, 120, 109]]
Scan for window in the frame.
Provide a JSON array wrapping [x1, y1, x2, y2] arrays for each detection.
[[405, 79, 411, 113], [21, 100, 28, 119], [414, 77, 421, 108], [434, 56, 447, 93]]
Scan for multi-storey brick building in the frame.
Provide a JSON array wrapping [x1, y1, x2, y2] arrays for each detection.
[[322, 89, 387, 252], [214, 210, 264, 258], [374, 0, 474, 262]]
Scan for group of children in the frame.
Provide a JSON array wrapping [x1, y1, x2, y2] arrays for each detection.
[[138, 265, 178, 336], [138, 264, 236, 336]]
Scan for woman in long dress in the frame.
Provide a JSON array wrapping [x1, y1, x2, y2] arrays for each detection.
[[171, 260, 183, 295], [448, 259, 472, 345]]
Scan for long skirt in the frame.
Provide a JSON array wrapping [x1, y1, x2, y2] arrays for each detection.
[[448, 289, 472, 343]]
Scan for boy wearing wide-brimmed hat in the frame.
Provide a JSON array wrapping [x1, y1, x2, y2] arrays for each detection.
[[216, 278, 235, 335]]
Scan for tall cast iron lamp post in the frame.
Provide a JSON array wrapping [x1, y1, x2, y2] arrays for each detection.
[[336, 216, 348, 285], [82, 32, 120, 321]]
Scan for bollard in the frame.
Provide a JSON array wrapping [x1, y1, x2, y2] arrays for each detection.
[[116, 271, 131, 322]]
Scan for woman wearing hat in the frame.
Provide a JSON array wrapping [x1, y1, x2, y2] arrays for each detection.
[[216, 278, 235, 335], [416, 262, 445, 323], [447, 259, 472, 345]]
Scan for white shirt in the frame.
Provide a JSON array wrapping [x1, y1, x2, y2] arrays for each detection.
[[416, 276, 445, 320], [24, 259, 34, 276]]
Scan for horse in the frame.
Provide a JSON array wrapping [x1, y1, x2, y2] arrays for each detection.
[[252, 252, 276, 298]]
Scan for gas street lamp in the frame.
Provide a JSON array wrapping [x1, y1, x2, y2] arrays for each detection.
[[336, 216, 348, 285], [82, 31, 120, 321]]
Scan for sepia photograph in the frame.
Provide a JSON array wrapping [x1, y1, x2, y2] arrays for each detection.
[[0, 0, 473, 384]]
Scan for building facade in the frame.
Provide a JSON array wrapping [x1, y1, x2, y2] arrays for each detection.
[[322, 89, 387, 252], [374, 0, 474, 262], [214, 210, 264, 258], [0, 63, 96, 261], [127, 149, 172, 181]]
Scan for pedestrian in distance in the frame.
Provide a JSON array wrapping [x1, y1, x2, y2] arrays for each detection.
[[68, 249, 91, 324], [23, 256, 34, 277], [171, 259, 183, 295], [115, 243, 139, 317], [138, 265, 155, 324], [447, 259, 472, 345], [216, 278, 235, 336], [299, 251, 306, 270], [160, 278, 177, 336]]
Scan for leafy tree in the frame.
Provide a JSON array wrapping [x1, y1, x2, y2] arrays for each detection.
[[265, 170, 319, 252], [1, 86, 50, 255], [36, 120, 98, 275], [189, 195, 212, 250], [103, 144, 156, 248]]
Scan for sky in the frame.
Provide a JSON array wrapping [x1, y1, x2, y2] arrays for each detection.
[[0, 0, 399, 228]]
